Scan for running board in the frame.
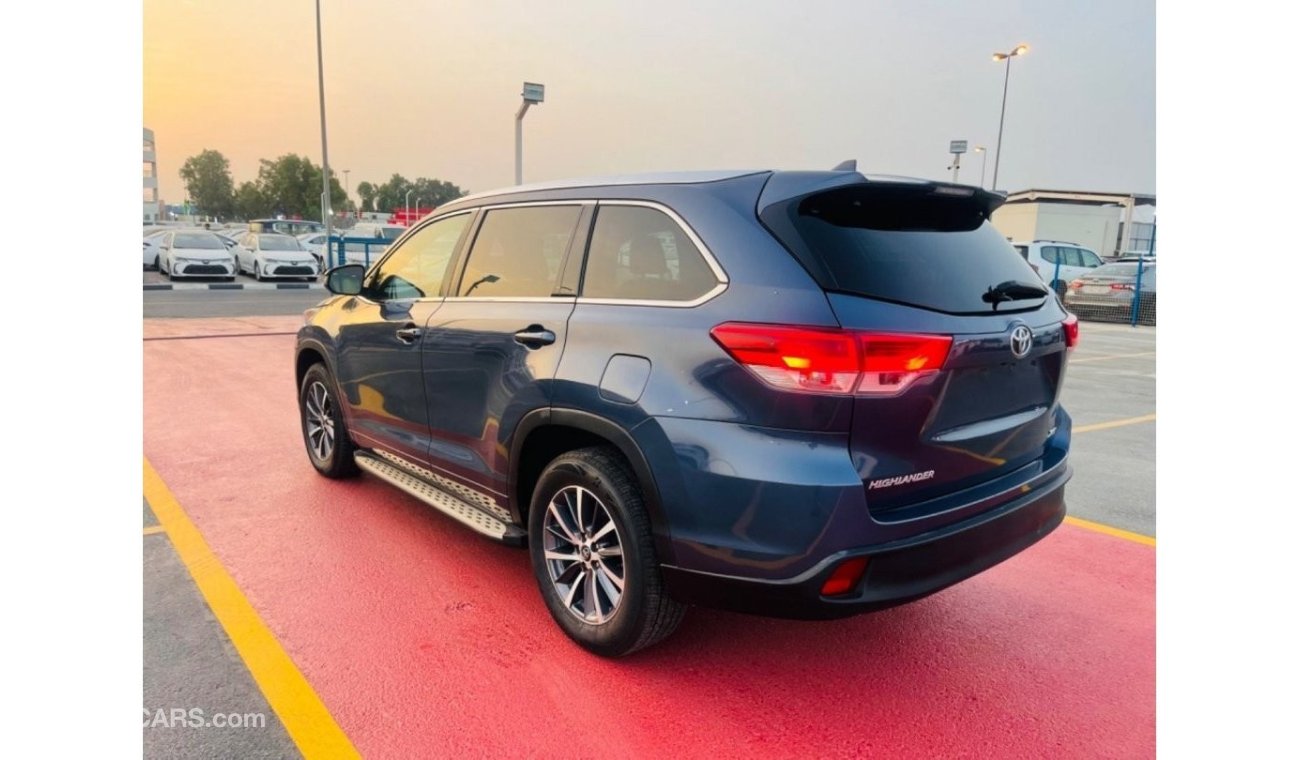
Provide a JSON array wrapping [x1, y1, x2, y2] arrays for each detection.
[[354, 453, 526, 546]]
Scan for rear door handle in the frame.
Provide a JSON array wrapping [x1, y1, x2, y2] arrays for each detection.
[[395, 326, 422, 344], [513, 326, 556, 348]]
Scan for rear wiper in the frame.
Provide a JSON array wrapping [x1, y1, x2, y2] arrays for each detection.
[[982, 280, 1049, 310]]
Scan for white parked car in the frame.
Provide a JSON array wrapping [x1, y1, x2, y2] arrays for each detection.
[[158, 230, 238, 280], [143, 234, 162, 269], [1010, 240, 1105, 296], [297, 232, 328, 267], [234, 233, 320, 281]]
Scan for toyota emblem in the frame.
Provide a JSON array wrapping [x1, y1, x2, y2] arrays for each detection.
[[1010, 325, 1033, 359]]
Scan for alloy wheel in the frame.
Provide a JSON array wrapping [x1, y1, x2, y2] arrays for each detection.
[[304, 380, 335, 462], [542, 485, 626, 624]]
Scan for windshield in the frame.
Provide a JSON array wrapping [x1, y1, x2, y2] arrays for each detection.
[[259, 236, 301, 251], [173, 233, 225, 250], [761, 184, 1044, 314]]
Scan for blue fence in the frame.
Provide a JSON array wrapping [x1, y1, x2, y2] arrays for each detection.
[[326, 236, 391, 269]]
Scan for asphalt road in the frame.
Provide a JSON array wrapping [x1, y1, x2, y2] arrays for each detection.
[[144, 289, 327, 318], [1057, 323, 1156, 535]]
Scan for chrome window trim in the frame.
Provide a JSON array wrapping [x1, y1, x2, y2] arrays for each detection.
[[441, 296, 577, 304], [426, 198, 730, 308], [575, 199, 729, 309]]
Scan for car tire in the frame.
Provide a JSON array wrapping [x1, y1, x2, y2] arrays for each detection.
[[528, 446, 685, 657], [299, 363, 359, 479], [254, 263, 262, 281], [152, 255, 160, 271], [1051, 279, 1067, 298]]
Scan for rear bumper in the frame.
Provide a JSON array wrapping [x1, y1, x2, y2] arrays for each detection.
[[660, 463, 1070, 619]]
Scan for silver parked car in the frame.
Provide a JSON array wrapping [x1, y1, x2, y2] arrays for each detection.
[[1063, 261, 1156, 324]]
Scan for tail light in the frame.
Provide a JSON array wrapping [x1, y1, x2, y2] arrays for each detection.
[[710, 323, 951, 396], [1069, 279, 1084, 290], [1062, 313, 1079, 350], [1110, 283, 1135, 291]]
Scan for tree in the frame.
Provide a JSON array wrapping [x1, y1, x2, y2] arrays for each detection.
[[373, 174, 412, 215], [369, 174, 466, 214], [255, 154, 346, 220], [234, 181, 268, 220], [356, 181, 377, 213], [179, 149, 235, 219]]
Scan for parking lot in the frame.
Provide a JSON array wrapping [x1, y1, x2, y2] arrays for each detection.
[[143, 295, 1154, 758]]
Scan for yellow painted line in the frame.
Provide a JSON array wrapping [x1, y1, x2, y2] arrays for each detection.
[[1074, 413, 1156, 434], [142, 525, 166, 536], [1065, 515, 1156, 547], [143, 458, 359, 759], [1070, 350, 1156, 364]]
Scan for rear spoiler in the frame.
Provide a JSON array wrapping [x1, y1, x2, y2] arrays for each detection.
[[758, 172, 1007, 220]]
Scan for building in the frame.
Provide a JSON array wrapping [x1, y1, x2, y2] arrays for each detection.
[[143, 127, 162, 222], [991, 189, 1156, 258]]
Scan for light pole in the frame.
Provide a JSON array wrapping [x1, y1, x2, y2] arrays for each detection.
[[974, 146, 988, 188], [405, 189, 413, 223], [516, 82, 545, 185], [314, 0, 332, 249], [415, 197, 424, 221], [990, 44, 1029, 192], [343, 168, 350, 214]]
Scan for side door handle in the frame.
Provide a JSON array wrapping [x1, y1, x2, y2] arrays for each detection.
[[395, 326, 422, 344], [513, 325, 556, 348]]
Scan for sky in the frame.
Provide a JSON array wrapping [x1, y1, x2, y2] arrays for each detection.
[[143, 0, 1155, 207]]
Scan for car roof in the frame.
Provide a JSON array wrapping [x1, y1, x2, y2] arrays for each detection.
[[438, 168, 988, 216]]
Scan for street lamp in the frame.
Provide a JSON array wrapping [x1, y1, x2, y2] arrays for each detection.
[[314, 0, 332, 248], [343, 168, 350, 214], [990, 43, 1029, 192], [415, 197, 424, 221], [974, 146, 988, 189], [405, 189, 413, 223], [516, 82, 545, 185]]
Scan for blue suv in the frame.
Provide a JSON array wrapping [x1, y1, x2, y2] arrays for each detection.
[[295, 168, 1077, 656]]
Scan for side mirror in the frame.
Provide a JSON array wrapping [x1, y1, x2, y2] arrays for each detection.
[[325, 264, 365, 295]]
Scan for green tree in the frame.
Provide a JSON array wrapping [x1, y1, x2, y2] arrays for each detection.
[[369, 174, 465, 214], [412, 177, 466, 208], [233, 181, 268, 220], [179, 149, 236, 219], [373, 174, 412, 215], [256, 154, 345, 220], [356, 181, 377, 213]]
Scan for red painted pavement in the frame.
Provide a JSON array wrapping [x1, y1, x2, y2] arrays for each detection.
[[144, 319, 1155, 759]]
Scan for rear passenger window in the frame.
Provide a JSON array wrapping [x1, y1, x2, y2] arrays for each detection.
[[1042, 246, 1061, 265], [457, 206, 581, 297], [582, 205, 718, 302], [1063, 248, 1084, 267]]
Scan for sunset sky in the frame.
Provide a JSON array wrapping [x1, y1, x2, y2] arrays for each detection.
[[143, 0, 1154, 207]]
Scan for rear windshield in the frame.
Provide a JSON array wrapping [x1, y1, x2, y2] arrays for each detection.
[[1093, 263, 1152, 277], [259, 236, 301, 251], [761, 184, 1045, 314]]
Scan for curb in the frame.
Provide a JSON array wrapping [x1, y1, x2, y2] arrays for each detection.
[[144, 282, 324, 291]]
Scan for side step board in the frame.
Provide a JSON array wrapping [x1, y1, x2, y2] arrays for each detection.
[[354, 452, 526, 546]]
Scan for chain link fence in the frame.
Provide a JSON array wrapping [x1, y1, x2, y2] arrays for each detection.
[[1060, 257, 1156, 326]]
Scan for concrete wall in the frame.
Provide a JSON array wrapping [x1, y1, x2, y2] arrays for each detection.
[[992, 202, 1122, 256], [989, 204, 1039, 243]]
